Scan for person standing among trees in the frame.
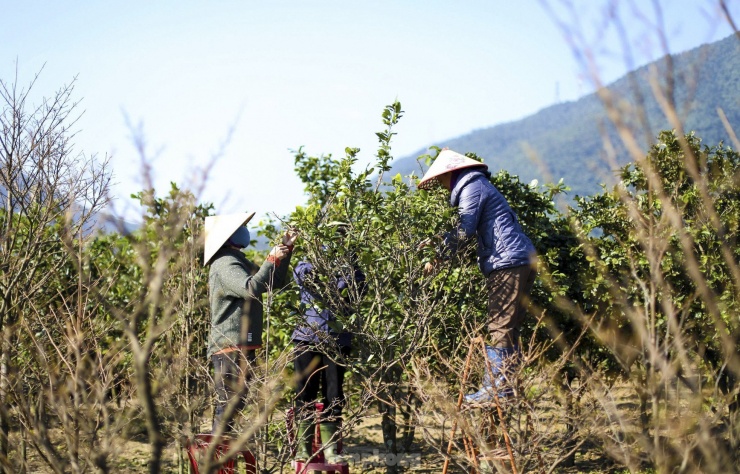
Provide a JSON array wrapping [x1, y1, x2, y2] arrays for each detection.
[[418, 149, 536, 404], [291, 224, 365, 464], [204, 212, 297, 434]]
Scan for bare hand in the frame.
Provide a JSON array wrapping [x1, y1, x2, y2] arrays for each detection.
[[269, 244, 290, 260], [417, 237, 432, 249], [282, 229, 298, 246]]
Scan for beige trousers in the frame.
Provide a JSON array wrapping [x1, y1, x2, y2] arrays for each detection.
[[486, 264, 536, 348]]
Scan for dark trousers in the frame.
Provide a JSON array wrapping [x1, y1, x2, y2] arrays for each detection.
[[486, 264, 536, 347], [212, 349, 256, 434], [293, 341, 351, 422]]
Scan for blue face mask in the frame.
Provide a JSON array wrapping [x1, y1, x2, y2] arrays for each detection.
[[227, 226, 251, 249]]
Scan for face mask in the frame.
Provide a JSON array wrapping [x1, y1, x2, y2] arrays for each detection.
[[227, 226, 251, 249]]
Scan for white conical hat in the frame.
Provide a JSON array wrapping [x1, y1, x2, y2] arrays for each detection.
[[203, 212, 256, 265], [417, 149, 488, 189]]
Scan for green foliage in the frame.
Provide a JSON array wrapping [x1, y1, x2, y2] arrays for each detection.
[[278, 98, 740, 470], [572, 129, 740, 377], [4, 71, 738, 471], [276, 102, 587, 467]]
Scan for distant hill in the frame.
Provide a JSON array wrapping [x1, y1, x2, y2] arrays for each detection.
[[390, 34, 740, 199]]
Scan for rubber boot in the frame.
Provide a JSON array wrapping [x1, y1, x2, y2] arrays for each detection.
[[294, 421, 313, 462], [464, 345, 518, 404], [319, 422, 346, 464]]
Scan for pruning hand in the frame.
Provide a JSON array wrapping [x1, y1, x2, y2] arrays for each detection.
[[282, 229, 298, 246], [269, 244, 290, 260], [417, 237, 433, 249]]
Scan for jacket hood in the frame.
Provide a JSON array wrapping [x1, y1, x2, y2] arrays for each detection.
[[450, 168, 489, 206]]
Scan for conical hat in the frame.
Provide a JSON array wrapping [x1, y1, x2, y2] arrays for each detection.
[[203, 212, 256, 265], [417, 149, 488, 189]]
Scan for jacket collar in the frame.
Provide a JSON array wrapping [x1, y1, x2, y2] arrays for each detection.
[[214, 246, 248, 262]]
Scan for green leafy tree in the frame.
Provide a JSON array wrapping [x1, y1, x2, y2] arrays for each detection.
[[571, 130, 740, 470], [282, 102, 588, 473]]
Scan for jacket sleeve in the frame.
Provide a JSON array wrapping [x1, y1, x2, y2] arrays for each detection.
[[295, 260, 326, 303], [217, 255, 277, 299], [293, 260, 313, 288], [442, 180, 483, 255], [336, 265, 366, 295], [271, 249, 293, 290], [358, 268, 367, 297], [334, 264, 366, 315]]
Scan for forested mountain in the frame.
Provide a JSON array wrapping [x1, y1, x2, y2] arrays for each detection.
[[390, 34, 740, 198]]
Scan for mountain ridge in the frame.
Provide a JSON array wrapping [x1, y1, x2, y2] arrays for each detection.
[[390, 34, 740, 198]]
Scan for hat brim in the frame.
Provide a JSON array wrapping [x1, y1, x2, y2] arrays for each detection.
[[203, 212, 256, 265], [417, 150, 488, 189]]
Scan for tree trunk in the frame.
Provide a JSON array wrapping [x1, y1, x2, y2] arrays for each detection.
[[20, 425, 26, 474], [400, 389, 417, 454], [379, 365, 403, 474], [0, 330, 10, 474], [380, 397, 398, 474], [177, 439, 184, 474], [637, 371, 650, 436], [561, 371, 576, 468], [718, 369, 739, 461], [135, 356, 164, 474]]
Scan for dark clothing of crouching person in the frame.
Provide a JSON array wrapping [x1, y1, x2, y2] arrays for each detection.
[[204, 212, 295, 435], [418, 149, 537, 404], [291, 251, 365, 464]]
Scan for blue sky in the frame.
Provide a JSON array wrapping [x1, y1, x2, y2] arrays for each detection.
[[2, 1, 738, 223]]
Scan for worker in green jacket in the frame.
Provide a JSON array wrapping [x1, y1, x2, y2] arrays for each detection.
[[204, 212, 297, 434]]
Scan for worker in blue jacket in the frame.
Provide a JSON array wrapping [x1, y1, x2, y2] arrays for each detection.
[[418, 149, 537, 404], [291, 225, 365, 463]]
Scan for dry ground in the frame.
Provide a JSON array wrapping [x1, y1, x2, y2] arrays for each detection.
[[11, 410, 624, 474]]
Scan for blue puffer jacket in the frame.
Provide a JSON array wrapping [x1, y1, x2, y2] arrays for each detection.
[[443, 168, 535, 276], [291, 260, 365, 348]]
